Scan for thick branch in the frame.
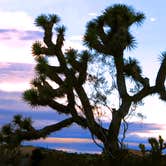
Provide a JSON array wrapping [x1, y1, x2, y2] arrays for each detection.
[[43, 23, 55, 47], [48, 100, 70, 114], [134, 75, 149, 88], [69, 60, 80, 71], [56, 32, 64, 48], [156, 57, 166, 90], [18, 117, 74, 141], [97, 20, 108, 44], [132, 57, 166, 102], [46, 71, 63, 85], [74, 85, 107, 142], [75, 85, 95, 125], [66, 88, 78, 117], [114, 55, 128, 99], [131, 86, 157, 102], [40, 47, 56, 56], [74, 116, 88, 128], [78, 62, 88, 85]]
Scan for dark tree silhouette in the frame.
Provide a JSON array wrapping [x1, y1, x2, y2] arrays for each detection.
[[3, 4, 165, 155]]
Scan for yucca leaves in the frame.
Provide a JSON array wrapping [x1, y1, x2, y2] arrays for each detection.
[[84, 4, 145, 54], [125, 32, 137, 50], [84, 21, 99, 48], [134, 12, 145, 26], [104, 4, 145, 27], [81, 50, 90, 62], [35, 14, 48, 27], [13, 115, 22, 126], [55, 25, 66, 47], [32, 41, 42, 56], [124, 57, 142, 77], [66, 48, 77, 63], [35, 57, 48, 75], [23, 88, 39, 106], [159, 51, 166, 63], [55, 25, 66, 35], [20, 117, 32, 131], [12, 115, 32, 131], [35, 14, 60, 28]]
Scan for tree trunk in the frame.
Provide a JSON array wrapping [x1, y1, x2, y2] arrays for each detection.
[[103, 110, 122, 155]]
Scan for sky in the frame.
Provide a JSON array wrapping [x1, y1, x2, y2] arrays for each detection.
[[0, 0, 166, 153]]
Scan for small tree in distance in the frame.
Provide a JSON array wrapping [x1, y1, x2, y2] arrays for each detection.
[[8, 4, 165, 155]]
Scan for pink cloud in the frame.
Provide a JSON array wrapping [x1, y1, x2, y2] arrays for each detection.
[[0, 90, 54, 112], [128, 123, 166, 140], [31, 137, 100, 144], [0, 29, 42, 41], [0, 62, 34, 91]]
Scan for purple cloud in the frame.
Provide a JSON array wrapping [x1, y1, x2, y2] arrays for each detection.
[[0, 62, 34, 91], [20, 30, 43, 40], [0, 28, 43, 41]]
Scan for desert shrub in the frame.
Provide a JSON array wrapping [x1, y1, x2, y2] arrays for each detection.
[[31, 148, 44, 166], [0, 145, 20, 165], [139, 135, 166, 165]]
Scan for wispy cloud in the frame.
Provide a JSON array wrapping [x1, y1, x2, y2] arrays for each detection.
[[125, 122, 166, 143], [55, 147, 100, 154], [0, 11, 40, 64], [0, 62, 34, 91], [68, 35, 83, 41], [56, 147, 77, 153], [129, 123, 166, 139], [0, 11, 37, 31], [0, 29, 43, 41], [88, 12, 98, 17], [64, 40, 86, 51], [0, 90, 54, 113], [150, 17, 156, 22]]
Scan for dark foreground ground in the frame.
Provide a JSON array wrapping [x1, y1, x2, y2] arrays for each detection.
[[1, 146, 166, 166]]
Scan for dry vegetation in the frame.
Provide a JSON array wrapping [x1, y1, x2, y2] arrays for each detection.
[[1, 145, 166, 166]]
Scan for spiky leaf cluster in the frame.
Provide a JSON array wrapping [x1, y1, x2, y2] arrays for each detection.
[[32, 41, 43, 56], [124, 57, 142, 77], [56, 25, 66, 47], [35, 57, 48, 75], [84, 4, 145, 55], [159, 51, 166, 63], [23, 88, 39, 106], [35, 14, 60, 28], [24, 76, 56, 106]]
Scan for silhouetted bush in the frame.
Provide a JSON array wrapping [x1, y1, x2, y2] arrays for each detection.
[[139, 136, 166, 156], [0, 145, 20, 165], [31, 148, 44, 166]]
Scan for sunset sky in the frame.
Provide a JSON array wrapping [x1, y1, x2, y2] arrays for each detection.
[[0, 0, 166, 153]]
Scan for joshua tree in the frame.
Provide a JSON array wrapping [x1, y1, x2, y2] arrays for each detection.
[[16, 4, 166, 155]]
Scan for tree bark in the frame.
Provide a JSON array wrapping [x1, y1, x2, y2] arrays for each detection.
[[107, 110, 122, 154]]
